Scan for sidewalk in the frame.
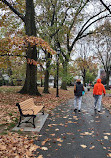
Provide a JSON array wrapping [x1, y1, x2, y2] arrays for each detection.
[[34, 92, 111, 158]]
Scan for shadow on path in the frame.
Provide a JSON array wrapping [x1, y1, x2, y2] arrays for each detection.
[[34, 92, 111, 158]]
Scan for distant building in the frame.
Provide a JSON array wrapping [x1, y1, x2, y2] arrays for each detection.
[[0, 72, 10, 86], [49, 75, 61, 87]]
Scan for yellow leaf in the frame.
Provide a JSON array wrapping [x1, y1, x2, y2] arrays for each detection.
[[50, 134, 55, 136], [104, 136, 108, 140], [55, 128, 59, 131], [107, 153, 111, 157], [104, 133, 111, 136], [89, 146, 95, 149], [0, 145, 6, 150], [41, 147, 48, 150], [80, 144, 87, 148], [37, 155, 43, 158], [56, 138, 63, 142]]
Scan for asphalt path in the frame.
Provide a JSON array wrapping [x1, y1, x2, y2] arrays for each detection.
[[34, 92, 111, 158]]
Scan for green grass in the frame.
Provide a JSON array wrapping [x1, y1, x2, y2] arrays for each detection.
[[0, 131, 8, 135], [106, 89, 111, 94], [6, 123, 16, 130], [8, 113, 13, 116], [0, 86, 21, 93]]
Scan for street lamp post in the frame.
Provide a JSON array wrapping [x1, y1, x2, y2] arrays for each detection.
[[56, 49, 60, 97]]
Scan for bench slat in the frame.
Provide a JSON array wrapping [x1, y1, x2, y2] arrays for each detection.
[[19, 98, 34, 110], [22, 106, 43, 115]]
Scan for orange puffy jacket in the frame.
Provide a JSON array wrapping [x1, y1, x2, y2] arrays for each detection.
[[93, 78, 106, 95]]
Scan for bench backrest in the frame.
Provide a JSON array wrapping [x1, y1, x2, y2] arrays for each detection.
[[19, 98, 35, 110]]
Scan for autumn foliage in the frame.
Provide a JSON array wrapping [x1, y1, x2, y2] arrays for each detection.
[[0, 35, 56, 55], [0, 35, 56, 68]]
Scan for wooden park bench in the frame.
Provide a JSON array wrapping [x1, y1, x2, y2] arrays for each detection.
[[16, 98, 44, 128]]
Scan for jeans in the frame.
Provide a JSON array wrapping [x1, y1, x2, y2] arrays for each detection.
[[94, 95, 102, 111], [74, 96, 82, 110]]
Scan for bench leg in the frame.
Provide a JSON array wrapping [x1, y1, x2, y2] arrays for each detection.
[[32, 116, 36, 128], [17, 116, 22, 127], [42, 111, 44, 115], [42, 107, 45, 115]]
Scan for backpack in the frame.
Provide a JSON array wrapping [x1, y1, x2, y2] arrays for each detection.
[[74, 83, 84, 96]]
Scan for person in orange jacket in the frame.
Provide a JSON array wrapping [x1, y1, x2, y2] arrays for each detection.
[[93, 78, 106, 112]]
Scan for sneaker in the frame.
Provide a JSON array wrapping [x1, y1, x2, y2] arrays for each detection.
[[74, 109, 77, 112], [78, 110, 81, 112]]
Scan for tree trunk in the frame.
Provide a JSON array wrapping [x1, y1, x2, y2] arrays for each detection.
[[61, 61, 67, 90], [83, 68, 86, 85], [40, 78, 43, 87], [106, 70, 109, 89], [43, 69, 50, 93], [43, 53, 51, 93], [19, 0, 41, 95]]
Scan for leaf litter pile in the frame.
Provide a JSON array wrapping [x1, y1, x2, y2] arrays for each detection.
[[0, 132, 39, 157], [102, 96, 111, 113], [0, 86, 111, 157]]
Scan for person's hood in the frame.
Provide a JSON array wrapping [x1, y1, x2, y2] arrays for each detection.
[[76, 79, 81, 84], [97, 78, 101, 83], [76, 79, 81, 82]]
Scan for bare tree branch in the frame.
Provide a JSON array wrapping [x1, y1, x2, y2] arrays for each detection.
[[1, 0, 25, 22], [50, 7, 69, 38], [69, 13, 111, 51], [77, 9, 107, 36], [79, 15, 111, 38], [67, 0, 89, 50], [69, 0, 89, 31], [0, 54, 26, 57], [100, 0, 111, 14]]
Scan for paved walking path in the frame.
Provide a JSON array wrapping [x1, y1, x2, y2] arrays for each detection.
[[34, 92, 111, 158]]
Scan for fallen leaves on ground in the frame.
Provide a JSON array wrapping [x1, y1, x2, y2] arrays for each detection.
[[102, 96, 111, 113], [104, 133, 111, 136], [0, 86, 74, 158], [0, 86, 74, 125], [80, 131, 94, 136], [41, 138, 51, 145], [80, 144, 87, 148], [41, 147, 48, 150], [107, 153, 111, 157], [37, 155, 43, 158], [0, 132, 39, 158], [89, 146, 95, 149], [104, 136, 109, 140], [56, 138, 63, 142]]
